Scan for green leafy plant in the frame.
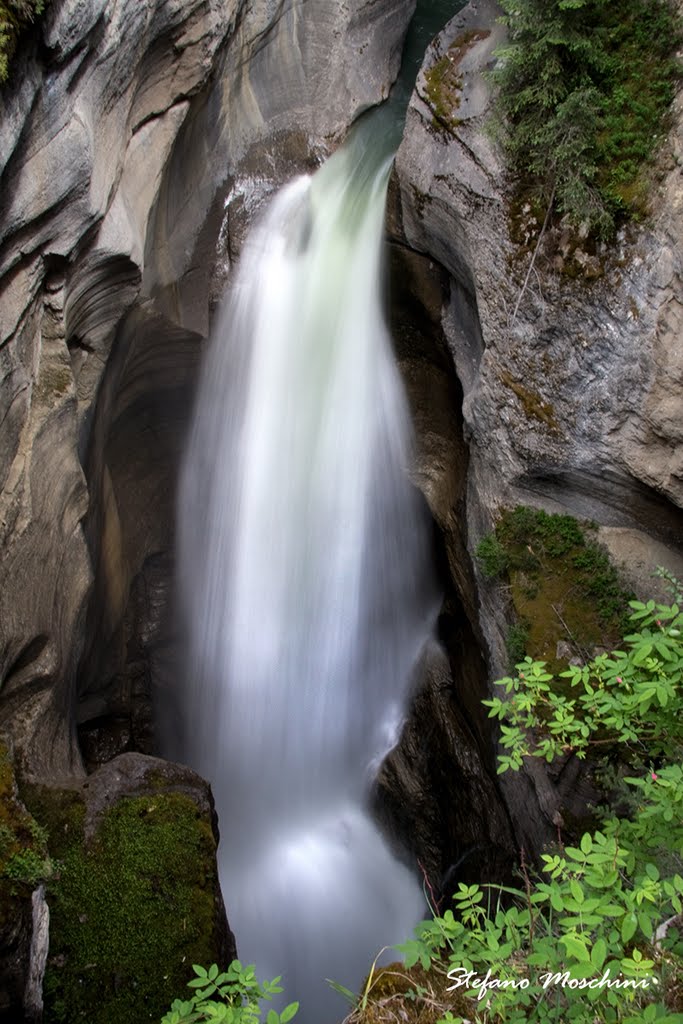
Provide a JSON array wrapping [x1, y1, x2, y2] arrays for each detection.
[[484, 598, 683, 768], [489, 0, 681, 239], [161, 962, 299, 1024], [388, 597, 683, 1023]]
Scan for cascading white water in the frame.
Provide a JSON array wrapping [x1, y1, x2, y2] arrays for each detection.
[[175, 125, 439, 1021]]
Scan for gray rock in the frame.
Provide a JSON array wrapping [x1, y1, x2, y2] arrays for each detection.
[[396, 0, 683, 522], [23, 886, 49, 1023], [375, 641, 515, 891]]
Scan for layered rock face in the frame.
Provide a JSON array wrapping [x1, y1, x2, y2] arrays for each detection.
[[391, 0, 683, 852], [0, 0, 416, 780]]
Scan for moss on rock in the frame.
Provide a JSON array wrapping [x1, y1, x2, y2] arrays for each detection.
[[498, 369, 559, 432], [423, 30, 490, 133], [20, 755, 232, 1024], [0, 743, 53, 917], [348, 960, 476, 1024], [476, 506, 633, 671]]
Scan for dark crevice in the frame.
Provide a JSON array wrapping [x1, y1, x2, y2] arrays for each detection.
[[66, 335, 95, 354], [6, 636, 49, 679]]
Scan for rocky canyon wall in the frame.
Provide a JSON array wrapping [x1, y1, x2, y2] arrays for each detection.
[[0, 0, 416, 780], [390, 0, 683, 855]]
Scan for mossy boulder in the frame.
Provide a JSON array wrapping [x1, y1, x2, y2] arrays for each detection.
[[20, 752, 235, 1024]]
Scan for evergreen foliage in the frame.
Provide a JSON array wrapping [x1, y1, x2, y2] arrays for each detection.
[[490, 0, 681, 238], [0, 1, 46, 84]]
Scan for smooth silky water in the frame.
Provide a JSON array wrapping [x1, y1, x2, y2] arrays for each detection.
[[173, 2, 461, 1019]]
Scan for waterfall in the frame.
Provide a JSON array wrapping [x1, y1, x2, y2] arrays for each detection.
[[175, 125, 439, 1022]]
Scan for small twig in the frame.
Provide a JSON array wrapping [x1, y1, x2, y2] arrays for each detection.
[[519, 847, 535, 949], [418, 858, 442, 916], [552, 810, 564, 850], [532, 265, 545, 305], [511, 184, 556, 325], [550, 602, 592, 663]]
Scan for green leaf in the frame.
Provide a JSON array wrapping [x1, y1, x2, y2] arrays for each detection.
[[638, 912, 654, 939], [280, 1003, 299, 1023], [326, 979, 357, 1005], [633, 643, 653, 665], [621, 912, 638, 944], [600, 905, 627, 917], [570, 880, 585, 904], [550, 891, 564, 912], [591, 938, 607, 970], [561, 934, 591, 962]]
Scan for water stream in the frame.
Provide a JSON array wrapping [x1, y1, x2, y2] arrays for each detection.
[[174, 3, 460, 1019]]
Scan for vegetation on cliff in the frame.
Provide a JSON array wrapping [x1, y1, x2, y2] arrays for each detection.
[[476, 506, 632, 671], [0, 1, 47, 83], [490, 0, 681, 239], [0, 743, 53, 922], [345, 595, 683, 1023]]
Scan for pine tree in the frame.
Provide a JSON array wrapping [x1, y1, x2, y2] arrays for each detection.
[[490, 0, 680, 238]]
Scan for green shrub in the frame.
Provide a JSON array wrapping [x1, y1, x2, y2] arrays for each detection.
[[489, 0, 681, 239], [475, 534, 509, 578], [391, 598, 683, 1023], [161, 962, 299, 1024], [505, 622, 529, 668], [3, 847, 51, 887]]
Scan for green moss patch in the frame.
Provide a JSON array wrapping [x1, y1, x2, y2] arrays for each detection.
[[423, 30, 490, 133], [498, 368, 559, 431], [476, 506, 632, 671], [0, 743, 53, 929], [21, 783, 223, 1024]]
